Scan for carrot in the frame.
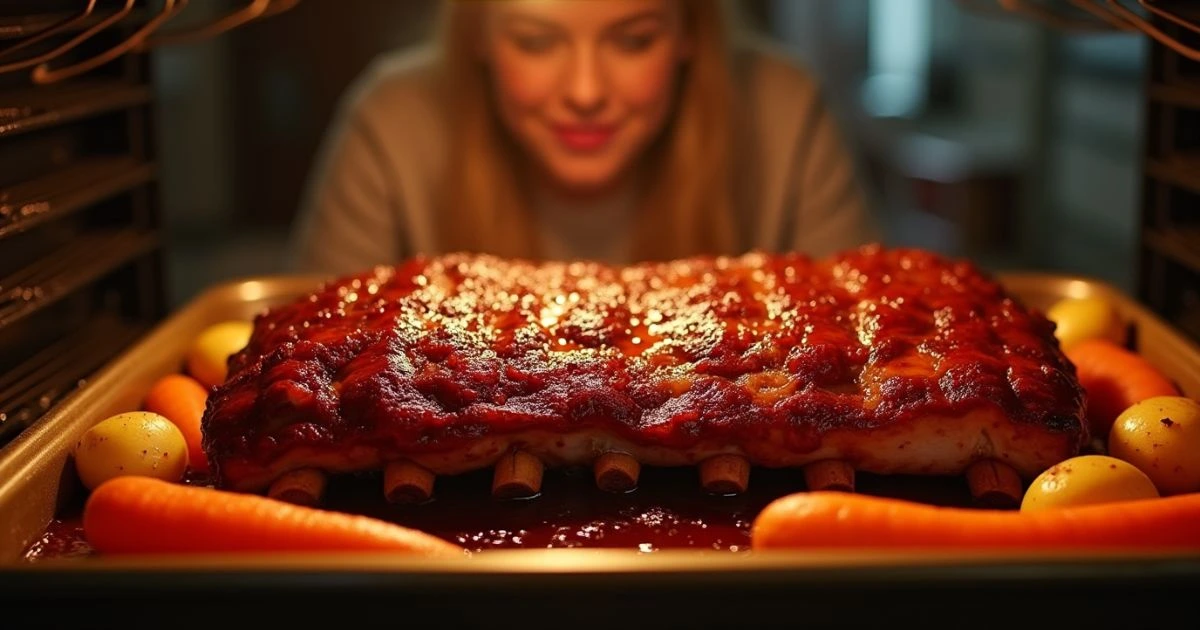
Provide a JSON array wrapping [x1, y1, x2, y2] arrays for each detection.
[[142, 374, 210, 473], [1064, 339, 1179, 438], [83, 476, 466, 557], [751, 491, 1200, 551]]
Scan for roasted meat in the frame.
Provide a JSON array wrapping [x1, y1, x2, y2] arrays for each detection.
[[202, 245, 1088, 493]]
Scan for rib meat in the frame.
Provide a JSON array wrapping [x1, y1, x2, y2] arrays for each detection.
[[202, 246, 1088, 492]]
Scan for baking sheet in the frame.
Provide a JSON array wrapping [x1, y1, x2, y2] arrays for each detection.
[[1, 271, 1199, 573]]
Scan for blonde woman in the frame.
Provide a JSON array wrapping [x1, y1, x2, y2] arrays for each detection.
[[290, 0, 877, 274]]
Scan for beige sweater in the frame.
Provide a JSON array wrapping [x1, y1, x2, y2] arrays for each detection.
[[289, 42, 878, 275]]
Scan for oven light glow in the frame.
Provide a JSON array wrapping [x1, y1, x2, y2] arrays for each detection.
[[237, 281, 267, 302], [1065, 280, 1093, 299]]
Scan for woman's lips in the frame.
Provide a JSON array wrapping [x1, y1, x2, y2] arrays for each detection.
[[551, 123, 617, 152]]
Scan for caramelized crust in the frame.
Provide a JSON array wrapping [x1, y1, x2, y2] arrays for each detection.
[[202, 245, 1087, 491]]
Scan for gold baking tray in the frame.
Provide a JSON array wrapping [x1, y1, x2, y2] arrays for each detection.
[[1, 271, 1199, 578]]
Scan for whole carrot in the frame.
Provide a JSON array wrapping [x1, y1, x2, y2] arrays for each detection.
[[751, 491, 1200, 551], [83, 476, 465, 557], [142, 374, 210, 473], [1065, 339, 1179, 438]]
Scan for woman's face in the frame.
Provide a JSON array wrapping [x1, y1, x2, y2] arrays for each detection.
[[481, 0, 690, 197]]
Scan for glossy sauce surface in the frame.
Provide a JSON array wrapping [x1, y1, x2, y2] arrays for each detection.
[[205, 246, 1086, 488], [23, 468, 982, 561]]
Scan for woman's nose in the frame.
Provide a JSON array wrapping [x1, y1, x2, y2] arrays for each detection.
[[564, 48, 606, 116]]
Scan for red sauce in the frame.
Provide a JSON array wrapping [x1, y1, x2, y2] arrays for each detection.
[[22, 468, 981, 560], [204, 246, 1086, 489], [22, 518, 89, 561]]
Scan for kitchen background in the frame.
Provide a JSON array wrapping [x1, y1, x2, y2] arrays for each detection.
[[152, 0, 1148, 307]]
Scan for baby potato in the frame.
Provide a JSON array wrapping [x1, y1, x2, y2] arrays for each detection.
[[1046, 296, 1125, 350], [1108, 396, 1200, 496], [1021, 455, 1158, 512], [186, 320, 253, 389], [74, 412, 189, 490]]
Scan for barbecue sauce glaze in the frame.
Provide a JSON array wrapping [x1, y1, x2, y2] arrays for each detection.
[[204, 246, 1086, 489]]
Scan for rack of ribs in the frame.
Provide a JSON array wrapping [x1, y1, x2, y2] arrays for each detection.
[[201, 245, 1087, 507]]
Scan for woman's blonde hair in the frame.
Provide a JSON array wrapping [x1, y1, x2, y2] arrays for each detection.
[[434, 0, 744, 262]]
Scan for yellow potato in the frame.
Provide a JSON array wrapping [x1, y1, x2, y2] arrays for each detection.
[[186, 320, 253, 389], [74, 412, 189, 490], [1020, 454, 1158, 512], [1046, 296, 1125, 349], [1108, 396, 1200, 496]]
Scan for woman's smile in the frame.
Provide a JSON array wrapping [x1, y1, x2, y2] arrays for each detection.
[[483, 0, 688, 195], [550, 122, 620, 153]]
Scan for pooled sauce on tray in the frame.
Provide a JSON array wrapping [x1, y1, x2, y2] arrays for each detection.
[[23, 519, 90, 560], [23, 468, 979, 560]]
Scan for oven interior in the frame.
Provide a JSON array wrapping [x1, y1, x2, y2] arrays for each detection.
[[0, 0, 1196, 451]]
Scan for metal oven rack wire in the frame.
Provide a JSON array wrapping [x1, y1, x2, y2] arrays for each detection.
[[0, 0, 298, 447], [1131, 1, 1200, 345], [955, 0, 1200, 345]]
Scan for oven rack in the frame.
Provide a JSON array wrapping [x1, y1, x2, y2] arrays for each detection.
[[0, 1, 298, 448], [960, 0, 1200, 343]]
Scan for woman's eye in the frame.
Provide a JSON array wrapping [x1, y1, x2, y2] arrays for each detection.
[[512, 34, 557, 54], [614, 33, 656, 53]]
